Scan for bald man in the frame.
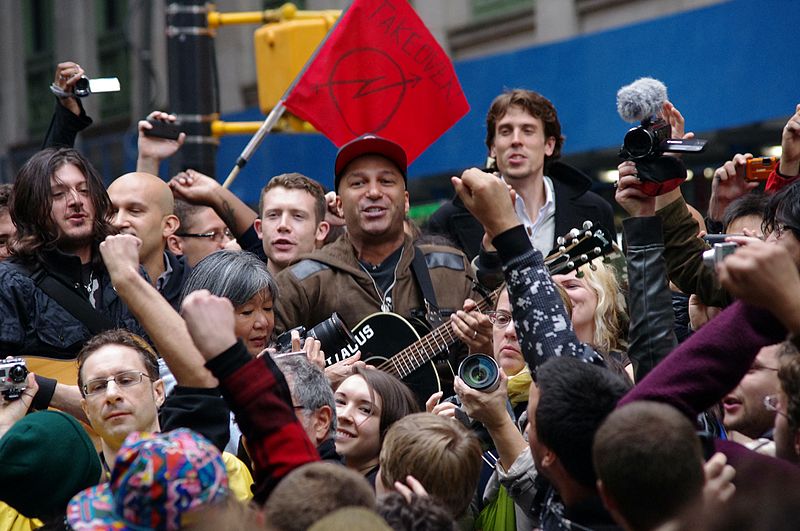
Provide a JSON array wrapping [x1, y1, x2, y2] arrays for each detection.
[[107, 172, 188, 310]]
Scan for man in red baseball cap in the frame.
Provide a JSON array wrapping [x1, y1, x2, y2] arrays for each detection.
[[273, 134, 477, 401]]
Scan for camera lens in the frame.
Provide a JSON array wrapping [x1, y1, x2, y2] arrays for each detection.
[[623, 127, 655, 160], [74, 76, 90, 97], [8, 364, 27, 383], [308, 313, 356, 355], [458, 354, 500, 392]]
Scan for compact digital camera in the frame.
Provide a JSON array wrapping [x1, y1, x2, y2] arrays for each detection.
[[702, 242, 738, 268], [0, 357, 28, 400]]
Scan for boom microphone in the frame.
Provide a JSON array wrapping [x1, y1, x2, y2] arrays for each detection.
[[615, 77, 707, 197], [616, 77, 668, 123]]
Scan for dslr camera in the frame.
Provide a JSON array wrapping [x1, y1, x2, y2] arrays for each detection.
[[0, 357, 28, 400], [445, 354, 510, 450], [458, 354, 500, 392], [620, 117, 707, 162], [274, 312, 356, 355]]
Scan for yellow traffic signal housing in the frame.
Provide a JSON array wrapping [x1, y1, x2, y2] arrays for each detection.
[[254, 18, 333, 115]]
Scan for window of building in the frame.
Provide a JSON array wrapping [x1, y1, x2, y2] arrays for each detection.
[[23, 0, 55, 137], [449, 0, 536, 58], [471, 0, 532, 20], [96, 0, 131, 120]]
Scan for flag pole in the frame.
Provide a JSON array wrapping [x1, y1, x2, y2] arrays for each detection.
[[221, 6, 352, 189], [222, 100, 287, 189]]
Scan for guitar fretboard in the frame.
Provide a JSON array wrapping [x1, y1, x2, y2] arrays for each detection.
[[377, 289, 500, 378], [375, 222, 611, 380]]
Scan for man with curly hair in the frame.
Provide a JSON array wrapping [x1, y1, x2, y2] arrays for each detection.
[[0, 148, 141, 411]]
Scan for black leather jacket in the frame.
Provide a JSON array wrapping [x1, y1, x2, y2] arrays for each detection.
[[0, 249, 143, 359], [425, 161, 616, 262], [622, 216, 678, 382]]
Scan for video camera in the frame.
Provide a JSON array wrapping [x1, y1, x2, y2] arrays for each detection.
[[616, 77, 708, 177], [619, 116, 707, 162], [50, 76, 121, 99]]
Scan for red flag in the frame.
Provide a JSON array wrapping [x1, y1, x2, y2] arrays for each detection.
[[283, 0, 469, 164]]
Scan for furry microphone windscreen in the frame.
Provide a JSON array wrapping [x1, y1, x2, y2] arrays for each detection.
[[616, 77, 668, 123]]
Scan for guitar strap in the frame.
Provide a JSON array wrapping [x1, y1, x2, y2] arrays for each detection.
[[28, 263, 115, 335], [410, 246, 443, 329]]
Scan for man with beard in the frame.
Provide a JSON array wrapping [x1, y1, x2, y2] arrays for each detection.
[[0, 148, 141, 409], [722, 344, 782, 453], [0, 148, 141, 355]]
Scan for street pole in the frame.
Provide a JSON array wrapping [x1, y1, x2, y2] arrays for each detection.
[[166, 0, 218, 177]]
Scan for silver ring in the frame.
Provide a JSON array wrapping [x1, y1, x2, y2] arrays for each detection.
[[473, 330, 478, 339]]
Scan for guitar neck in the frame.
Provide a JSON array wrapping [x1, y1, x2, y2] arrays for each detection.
[[387, 288, 500, 378], [384, 224, 612, 379]]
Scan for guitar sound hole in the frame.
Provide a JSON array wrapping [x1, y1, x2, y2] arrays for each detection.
[[364, 355, 390, 366]]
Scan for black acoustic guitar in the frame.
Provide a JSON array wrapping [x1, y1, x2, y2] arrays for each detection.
[[325, 221, 614, 403]]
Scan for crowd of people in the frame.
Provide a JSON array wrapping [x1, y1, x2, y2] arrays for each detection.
[[0, 59, 798, 530]]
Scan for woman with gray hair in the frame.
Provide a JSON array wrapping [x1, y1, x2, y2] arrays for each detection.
[[181, 250, 279, 356]]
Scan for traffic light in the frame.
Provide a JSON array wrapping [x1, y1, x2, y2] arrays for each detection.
[[254, 18, 334, 115]]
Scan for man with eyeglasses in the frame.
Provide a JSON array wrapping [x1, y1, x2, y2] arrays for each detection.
[[713, 210, 800, 467], [75, 328, 254, 499], [722, 344, 782, 454], [168, 200, 235, 268], [769, 354, 800, 464], [107, 172, 191, 310], [77, 329, 166, 471], [166, 170, 332, 278], [273, 353, 339, 461]]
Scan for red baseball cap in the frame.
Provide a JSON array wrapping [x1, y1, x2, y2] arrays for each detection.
[[334, 134, 407, 191]]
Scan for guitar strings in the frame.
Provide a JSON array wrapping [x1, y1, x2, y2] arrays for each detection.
[[377, 228, 609, 378], [377, 290, 500, 378]]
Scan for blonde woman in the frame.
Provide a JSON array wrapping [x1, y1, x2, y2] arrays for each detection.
[[553, 260, 632, 380]]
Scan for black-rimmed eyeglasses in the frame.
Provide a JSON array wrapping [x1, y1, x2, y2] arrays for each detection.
[[772, 222, 800, 240], [175, 228, 233, 243]]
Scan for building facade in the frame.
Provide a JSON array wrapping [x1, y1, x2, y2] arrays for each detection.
[[1, 0, 793, 216]]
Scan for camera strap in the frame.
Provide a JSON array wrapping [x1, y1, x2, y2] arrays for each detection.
[[28, 264, 115, 335], [410, 246, 443, 328], [49, 84, 73, 99]]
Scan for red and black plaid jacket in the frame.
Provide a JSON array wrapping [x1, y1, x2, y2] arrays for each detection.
[[206, 341, 320, 504]]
